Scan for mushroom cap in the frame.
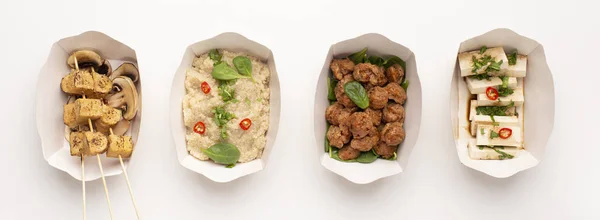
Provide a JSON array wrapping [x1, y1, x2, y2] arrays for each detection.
[[97, 59, 112, 75], [109, 63, 139, 83], [112, 120, 131, 136], [106, 76, 139, 120], [67, 50, 103, 69]]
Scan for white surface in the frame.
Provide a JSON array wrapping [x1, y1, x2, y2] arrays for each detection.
[[0, 0, 599, 219]]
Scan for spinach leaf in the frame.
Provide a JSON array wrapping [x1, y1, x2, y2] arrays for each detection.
[[330, 149, 357, 162], [367, 55, 385, 66], [202, 143, 240, 165], [325, 124, 331, 152], [211, 62, 250, 80], [209, 49, 222, 64], [348, 48, 368, 64], [507, 51, 517, 65], [356, 151, 378, 163], [387, 152, 397, 160], [384, 55, 406, 70], [233, 56, 255, 82], [343, 81, 369, 109], [226, 164, 236, 168], [400, 80, 409, 91], [327, 78, 337, 101]]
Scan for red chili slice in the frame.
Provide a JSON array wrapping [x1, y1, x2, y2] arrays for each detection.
[[486, 87, 499, 100], [499, 128, 512, 139], [193, 121, 206, 134], [239, 118, 252, 130], [201, 82, 211, 94]]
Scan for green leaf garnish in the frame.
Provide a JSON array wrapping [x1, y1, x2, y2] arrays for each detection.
[[383, 55, 406, 70], [507, 51, 517, 65], [498, 87, 514, 97], [343, 81, 369, 109], [367, 55, 385, 66], [480, 128, 485, 135], [233, 56, 255, 82], [209, 49, 222, 64], [201, 143, 240, 165], [327, 77, 338, 101], [211, 62, 250, 81], [490, 130, 500, 139], [356, 151, 378, 163], [480, 46, 487, 54], [400, 80, 409, 91], [348, 48, 368, 64], [490, 115, 499, 126]]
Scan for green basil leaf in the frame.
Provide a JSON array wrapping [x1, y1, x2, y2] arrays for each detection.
[[233, 56, 255, 82], [327, 78, 337, 101], [400, 80, 409, 91], [356, 151, 378, 163], [209, 49, 222, 63], [343, 81, 369, 109], [202, 143, 241, 165], [211, 62, 250, 80], [367, 55, 385, 66], [384, 55, 406, 70], [348, 48, 368, 64]]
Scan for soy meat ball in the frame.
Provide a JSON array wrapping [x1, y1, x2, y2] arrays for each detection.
[[350, 130, 379, 152], [382, 103, 405, 123], [374, 142, 398, 159], [325, 102, 354, 126], [327, 125, 351, 148], [338, 145, 361, 160], [385, 64, 404, 83], [334, 74, 357, 108], [353, 63, 387, 86], [330, 58, 355, 80], [385, 82, 407, 104], [368, 86, 388, 109], [381, 122, 405, 146], [364, 108, 382, 126], [349, 112, 375, 139]]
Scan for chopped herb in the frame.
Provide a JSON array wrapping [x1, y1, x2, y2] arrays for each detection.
[[490, 115, 499, 126], [488, 60, 503, 71], [478, 146, 484, 150], [479, 46, 487, 54], [490, 130, 500, 139], [226, 164, 236, 168], [209, 49, 223, 64], [213, 106, 235, 139], [256, 97, 263, 102], [470, 52, 504, 77], [507, 51, 517, 65], [498, 87, 514, 97], [400, 80, 409, 91], [476, 102, 515, 116], [217, 80, 237, 103], [244, 97, 251, 106], [480, 128, 485, 135], [499, 76, 509, 88], [469, 73, 492, 81], [493, 147, 514, 160]]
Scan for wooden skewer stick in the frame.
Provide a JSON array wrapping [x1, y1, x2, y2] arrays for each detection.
[[110, 128, 141, 219], [84, 95, 114, 220], [81, 156, 86, 220]]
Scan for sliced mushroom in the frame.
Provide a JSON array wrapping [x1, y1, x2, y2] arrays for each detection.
[[97, 59, 112, 75], [112, 120, 131, 136], [106, 76, 139, 120], [67, 50, 103, 69], [109, 63, 139, 83]]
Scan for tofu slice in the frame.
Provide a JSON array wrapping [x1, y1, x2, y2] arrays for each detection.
[[505, 54, 527, 77], [477, 88, 524, 106], [73, 68, 94, 96], [89, 72, 113, 99], [75, 98, 103, 123], [476, 125, 522, 147], [69, 132, 86, 157], [107, 135, 134, 158], [60, 73, 79, 95], [95, 106, 122, 134], [63, 103, 78, 128], [468, 138, 519, 160], [469, 116, 519, 136], [458, 47, 509, 77], [84, 132, 108, 155], [466, 77, 517, 94]]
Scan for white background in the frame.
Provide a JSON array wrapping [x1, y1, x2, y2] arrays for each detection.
[[1, 0, 599, 219]]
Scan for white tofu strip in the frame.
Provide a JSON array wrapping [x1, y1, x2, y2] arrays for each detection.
[[469, 116, 519, 136], [505, 54, 527, 77], [466, 77, 518, 94], [477, 88, 524, 106], [476, 125, 522, 147], [468, 139, 519, 160], [469, 100, 477, 121], [458, 47, 509, 77]]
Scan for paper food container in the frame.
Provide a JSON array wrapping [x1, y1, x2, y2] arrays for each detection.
[[170, 33, 280, 183], [36, 31, 142, 181], [313, 34, 422, 184], [450, 28, 554, 178]]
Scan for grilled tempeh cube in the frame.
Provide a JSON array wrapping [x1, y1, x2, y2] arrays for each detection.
[[73, 68, 95, 96], [107, 135, 133, 158], [96, 106, 122, 134], [84, 132, 108, 155], [69, 132, 86, 156], [75, 98, 103, 123], [61, 72, 79, 95], [63, 103, 79, 128]]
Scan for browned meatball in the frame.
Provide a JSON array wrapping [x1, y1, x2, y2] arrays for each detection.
[[334, 75, 357, 108], [338, 145, 361, 160], [368, 86, 388, 110], [327, 125, 351, 148], [381, 122, 405, 146], [353, 63, 387, 86], [350, 130, 379, 152], [374, 142, 398, 159], [385, 82, 407, 104], [349, 112, 374, 139], [382, 103, 405, 123], [365, 108, 382, 126], [330, 59, 355, 80], [385, 64, 405, 83], [325, 102, 353, 126]]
